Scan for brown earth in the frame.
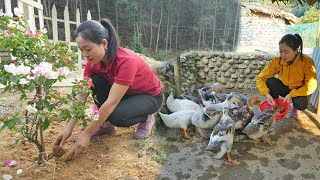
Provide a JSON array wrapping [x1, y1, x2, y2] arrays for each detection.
[[0, 88, 320, 180]]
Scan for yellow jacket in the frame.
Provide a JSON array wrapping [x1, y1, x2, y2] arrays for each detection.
[[256, 54, 318, 97]]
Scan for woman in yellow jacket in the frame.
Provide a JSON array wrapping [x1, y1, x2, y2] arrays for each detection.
[[256, 34, 318, 119]]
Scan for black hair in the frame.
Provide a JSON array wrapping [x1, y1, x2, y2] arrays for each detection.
[[279, 34, 303, 61], [75, 19, 120, 60]]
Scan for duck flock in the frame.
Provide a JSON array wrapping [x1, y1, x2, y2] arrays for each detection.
[[158, 84, 284, 165]]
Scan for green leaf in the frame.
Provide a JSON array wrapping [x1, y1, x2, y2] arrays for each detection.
[[58, 114, 64, 122], [7, 118, 20, 129], [10, 75, 18, 84], [28, 82, 36, 92], [48, 104, 55, 111], [42, 118, 50, 130]]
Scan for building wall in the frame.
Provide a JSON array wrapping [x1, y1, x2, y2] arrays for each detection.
[[236, 8, 286, 53]]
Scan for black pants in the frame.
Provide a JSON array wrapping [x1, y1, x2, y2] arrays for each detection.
[[266, 77, 309, 110], [91, 74, 163, 127]]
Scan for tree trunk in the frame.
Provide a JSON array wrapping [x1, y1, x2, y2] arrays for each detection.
[[115, 1, 118, 31], [165, 0, 171, 51], [155, 2, 163, 53], [232, 2, 240, 52], [175, 1, 180, 49], [97, 0, 101, 20], [223, 1, 229, 51], [198, 0, 204, 49], [149, 0, 154, 49], [211, 5, 216, 50]]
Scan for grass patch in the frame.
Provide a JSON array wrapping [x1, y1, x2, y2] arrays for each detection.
[[134, 139, 149, 149], [151, 141, 167, 165], [151, 149, 167, 165]]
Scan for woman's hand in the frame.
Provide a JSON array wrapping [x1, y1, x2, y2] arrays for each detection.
[[53, 128, 72, 147], [266, 93, 275, 106], [283, 94, 291, 103], [66, 131, 91, 160]]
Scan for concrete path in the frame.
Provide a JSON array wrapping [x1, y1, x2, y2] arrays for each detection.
[[156, 109, 320, 180]]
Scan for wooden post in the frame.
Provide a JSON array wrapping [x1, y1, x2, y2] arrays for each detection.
[[4, 0, 12, 13], [52, 4, 58, 44], [37, 0, 44, 30], [64, 6, 70, 46], [174, 55, 181, 97], [27, 4, 36, 32], [87, 10, 92, 20], [76, 8, 82, 71]]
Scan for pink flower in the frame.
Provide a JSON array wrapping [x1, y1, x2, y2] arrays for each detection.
[[29, 31, 35, 38], [0, 9, 4, 17], [4, 30, 12, 35], [54, 100, 60, 106], [92, 104, 99, 112]]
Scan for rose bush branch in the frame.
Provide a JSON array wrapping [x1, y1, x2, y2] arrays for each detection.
[[0, 8, 95, 164]]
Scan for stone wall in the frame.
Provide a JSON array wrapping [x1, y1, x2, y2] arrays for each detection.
[[236, 7, 286, 53], [154, 51, 274, 96]]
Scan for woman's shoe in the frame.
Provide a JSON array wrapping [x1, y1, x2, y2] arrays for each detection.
[[290, 108, 300, 119], [134, 115, 155, 139]]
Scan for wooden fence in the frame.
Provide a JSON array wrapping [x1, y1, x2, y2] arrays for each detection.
[[1, 0, 92, 71]]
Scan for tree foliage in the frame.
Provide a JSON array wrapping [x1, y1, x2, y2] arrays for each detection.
[[300, 6, 320, 23], [32, 0, 241, 52]]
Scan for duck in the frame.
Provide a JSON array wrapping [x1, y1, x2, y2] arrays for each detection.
[[228, 96, 261, 130], [191, 105, 221, 129], [242, 105, 284, 145], [166, 92, 200, 112], [158, 110, 196, 140], [205, 103, 239, 165], [197, 87, 229, 107], [203, 93, 244, 118]]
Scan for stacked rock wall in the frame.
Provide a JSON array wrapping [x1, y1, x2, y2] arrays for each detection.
[[155, 51, 274, 96]]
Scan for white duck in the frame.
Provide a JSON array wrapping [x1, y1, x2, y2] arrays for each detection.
[[166, 92, 200, 112], [191, 105, 219, 129], [243, 106, 284, 145], [205, 103, 239, 165], [158, 110, 195, 140]]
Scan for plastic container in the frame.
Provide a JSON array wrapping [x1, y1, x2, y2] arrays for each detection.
[[259, 98, 290, 120]]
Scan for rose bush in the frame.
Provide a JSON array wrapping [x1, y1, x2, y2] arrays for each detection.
[[0, 8, 94, 164]]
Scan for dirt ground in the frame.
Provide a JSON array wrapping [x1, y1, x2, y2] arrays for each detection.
[[0, 87, 320, 180]]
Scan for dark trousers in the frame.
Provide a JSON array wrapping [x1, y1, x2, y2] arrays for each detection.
[[91, 74, 163, 127], [266, 77, 309, 110]]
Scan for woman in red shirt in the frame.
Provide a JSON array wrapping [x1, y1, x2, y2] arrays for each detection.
[[54, 19, 163, 159]]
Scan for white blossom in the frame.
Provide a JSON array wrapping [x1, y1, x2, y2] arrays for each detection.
[[10, 54, 17, 61], [58, 67, 70, 76], [4, 63, 16, 74], [15, 64, 31, 76], [85, 108, 92, 117], [0, 84, 6, 89], [49, 71, 59, 79], [19, 78, 29, 85], [41, 28, 47, 34], [26, 104, 37, 114], [13, 7, 24, 18]]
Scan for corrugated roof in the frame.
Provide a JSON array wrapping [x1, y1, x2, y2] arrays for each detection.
[[241, 3, 300, 25], [310, 47, 320, 111]]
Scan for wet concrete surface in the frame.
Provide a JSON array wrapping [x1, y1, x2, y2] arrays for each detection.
[[156, 108, 320, 180]]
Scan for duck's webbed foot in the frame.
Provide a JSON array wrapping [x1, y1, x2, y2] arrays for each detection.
[[180, 128, 192, 140], [262, 134, 271, 145], [227, 152, 240, 166]]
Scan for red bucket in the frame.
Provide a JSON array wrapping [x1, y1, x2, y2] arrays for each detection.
[[259, 98, 290, 120]]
